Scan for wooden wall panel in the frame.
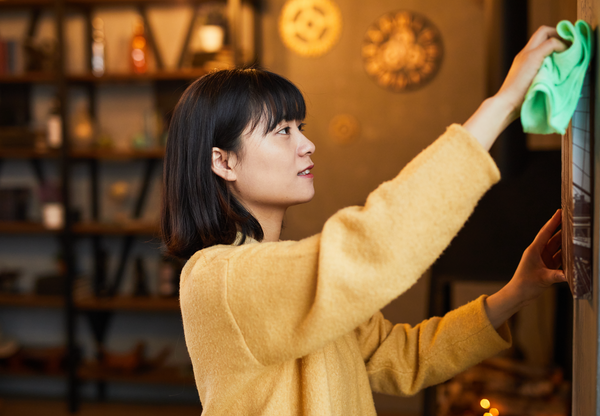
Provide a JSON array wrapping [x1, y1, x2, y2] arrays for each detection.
[[573, 2, 599, 416]]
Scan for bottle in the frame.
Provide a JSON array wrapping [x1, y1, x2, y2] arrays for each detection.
[[130, 18, 147, 74], [71, 103, 94, 148], [47, 98, 62, 149], [91, 17, 106, 77]]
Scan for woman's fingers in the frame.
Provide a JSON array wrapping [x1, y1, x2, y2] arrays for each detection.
[[524, 26, 560, 51], [532, 37, 569, 59], [494, 28, 568, 122], [542, 245, 562, 270], [542, 230, 562, 268], [552, 249, 563, 269], [547, 269, 566, 284], [546, 229, 562, 254], [532, 210, 562, 249]]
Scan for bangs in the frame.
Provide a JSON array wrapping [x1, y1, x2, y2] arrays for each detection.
[[246, 70, 306, 135]]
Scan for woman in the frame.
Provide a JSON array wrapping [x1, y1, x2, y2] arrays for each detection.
[[162, 26, 567, 415]]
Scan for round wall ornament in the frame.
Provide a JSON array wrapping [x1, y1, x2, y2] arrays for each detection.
[[362, 10, 444, 92], [279, 0, 343, 57], [329, 114, 360, 145]]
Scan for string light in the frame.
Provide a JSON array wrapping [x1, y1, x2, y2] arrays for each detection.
[[480, 399, 491, 409], [489, 408, 499, 416], [483, 413, 492, 416]]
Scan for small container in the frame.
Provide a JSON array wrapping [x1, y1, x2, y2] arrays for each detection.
[[130, 18, 147, 74], [42, 203, 64, 230], [47, 98, 62, 149]]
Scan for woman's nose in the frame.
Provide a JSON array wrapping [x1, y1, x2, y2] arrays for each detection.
[[298, 134, 316, 156]]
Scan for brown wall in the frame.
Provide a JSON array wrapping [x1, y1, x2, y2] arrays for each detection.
[[259, 0, 576, 413], [260, 0, 487, 242], [260, 1, 486, 412]]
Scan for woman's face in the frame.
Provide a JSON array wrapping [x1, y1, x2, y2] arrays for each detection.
[[228, 119, 316, 214]]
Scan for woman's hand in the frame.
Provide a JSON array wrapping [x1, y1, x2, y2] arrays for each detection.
[[464, 26, 568, 151], [484, 210, 566, 329], [496, 26, 569, 120]]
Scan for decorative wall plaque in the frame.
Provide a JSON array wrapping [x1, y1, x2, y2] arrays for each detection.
[[279, 0, 342, 57], [329, 114, 360, 145], [563, 65, 593, 299], [362, 10, 443, 92]]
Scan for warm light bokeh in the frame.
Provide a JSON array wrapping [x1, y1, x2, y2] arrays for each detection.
[[480, 399, 491, 409]]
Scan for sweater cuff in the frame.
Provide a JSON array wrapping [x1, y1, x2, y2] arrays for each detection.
[[447, 123, 501, 184], [460, 295, 512, 349], [432, 294, 512, 375]]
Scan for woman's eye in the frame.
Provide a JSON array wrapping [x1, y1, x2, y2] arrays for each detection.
[[299, 123, 306, 132], [277, 127, 290, 135]]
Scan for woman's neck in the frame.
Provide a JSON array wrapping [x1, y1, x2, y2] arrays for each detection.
[[252, 206, 285, 242]]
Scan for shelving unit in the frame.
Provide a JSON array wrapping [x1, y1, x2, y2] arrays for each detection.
[[0, 293, 179, 311], [0, 70, 209, 84], [77, 296, 179, 311], [0, 221, 159, 235], [0, 0, 256, 412], [0, 221, 55, 233], [0, 292, 64, 308], [0, 148, 164, 159], [78, 363, 194, 385], [0, 72, 56, 83]]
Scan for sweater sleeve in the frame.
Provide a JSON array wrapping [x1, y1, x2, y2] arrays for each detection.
[[214, 124, 501, 366], [355, 296, 511, 396]]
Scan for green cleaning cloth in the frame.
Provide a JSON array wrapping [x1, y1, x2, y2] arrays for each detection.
[[521, 20, 594, 135]]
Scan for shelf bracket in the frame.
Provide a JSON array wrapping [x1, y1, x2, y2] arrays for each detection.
[[107, 235, 134, 297], [137, 5, 164, 71], [29, 158, 45, 187], [26, 8, 41, 39], [133, 158, 158, 219], [84, 309, 113, 401], [177, 5, 200, 69]]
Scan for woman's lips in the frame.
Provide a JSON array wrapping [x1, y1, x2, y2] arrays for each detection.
[[298, 165, 314, 177]]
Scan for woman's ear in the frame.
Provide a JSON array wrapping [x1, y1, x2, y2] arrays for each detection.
[[211, 148, 237, 182]]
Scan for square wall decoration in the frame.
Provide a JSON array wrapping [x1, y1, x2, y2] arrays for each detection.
[[562, 64, 593, 299]]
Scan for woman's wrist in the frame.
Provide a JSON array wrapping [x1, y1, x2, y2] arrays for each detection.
[[463, 95, 518, 151], [484, 282, 527, 329]]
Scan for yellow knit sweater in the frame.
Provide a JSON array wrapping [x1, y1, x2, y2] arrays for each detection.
[[180, 124, 512, 415]]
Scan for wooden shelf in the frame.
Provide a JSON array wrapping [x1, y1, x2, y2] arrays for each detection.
[[0, 70, 207, 85], [0, 367, 66, 379], [0, 399, 203, 416], [0, 0, 215, 7], [70, 147, 165, 159], [76, 295, 179, 312], [0, 221, 159, 235], [67, 0, 214, 5], [0, 1, 52, 8], [73, 221, 160, 235], [68, 69, 208, 83], [0, 293, 178, 311], [0, 72, 56, 83], [0, 221, 56, 234], [0, 293, 63, 308], [0, 148, 60, 159], [79, 363, 193, 385], [0, 147, 164, 159]]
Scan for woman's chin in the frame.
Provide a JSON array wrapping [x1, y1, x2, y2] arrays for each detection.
[[303, 190, 316, 204], [289, 194, 315, 208]]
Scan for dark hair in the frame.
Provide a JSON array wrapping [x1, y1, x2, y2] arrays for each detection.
[[161, 67, 306, 259]]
